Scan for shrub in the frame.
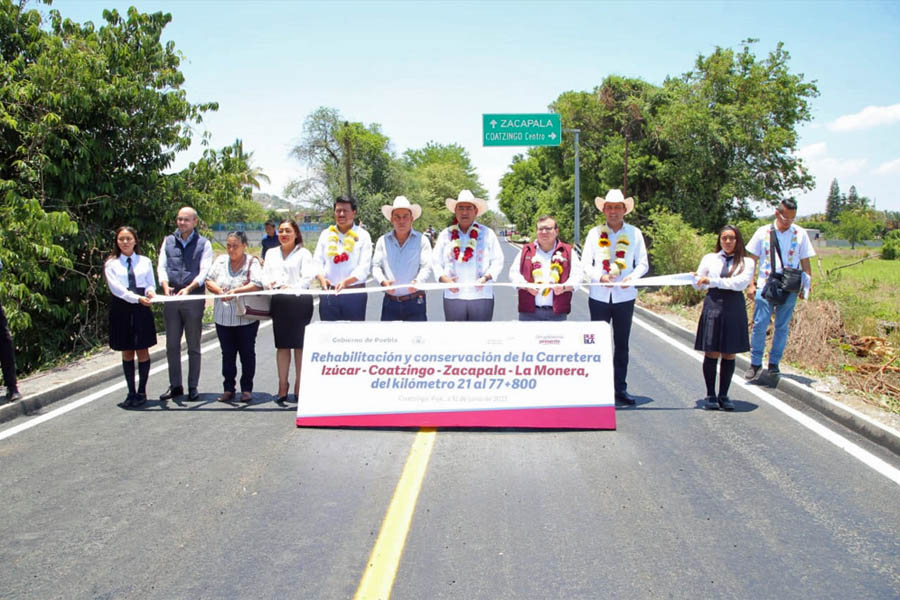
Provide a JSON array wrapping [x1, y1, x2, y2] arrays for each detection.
[[644, 208, 714, 304]]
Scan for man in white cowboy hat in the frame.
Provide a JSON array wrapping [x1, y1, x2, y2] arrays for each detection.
[[313, 195, 372, 321], [432, 190, 504, 321], [371, 196, 433, 321], [581, 189, 649, 405]]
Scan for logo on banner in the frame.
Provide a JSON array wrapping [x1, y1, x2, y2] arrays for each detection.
[[584, 334, 595, 344]]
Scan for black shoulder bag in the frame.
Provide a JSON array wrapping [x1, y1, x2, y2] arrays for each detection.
[[761, 228, 803, 305]]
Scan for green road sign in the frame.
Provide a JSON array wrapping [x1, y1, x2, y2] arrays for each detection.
[[483, 113, 561, 147]]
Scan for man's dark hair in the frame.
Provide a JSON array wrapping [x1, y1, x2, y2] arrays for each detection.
[[780, 198, 798, 211], [265, 219, 277, 227], [334, 195, 357, 211]]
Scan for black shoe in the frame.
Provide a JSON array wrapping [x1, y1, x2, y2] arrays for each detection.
[[187, 388, 200, 401], [718, 396, 735, 411], [767, 363, 781, 376], [704, 396, 720, 410], [4, 390, 22, 403], [131, 393, 147, 408], [159, 386, 184, 401], [743, 365, 762, 380], [615, 391, 636, 406]]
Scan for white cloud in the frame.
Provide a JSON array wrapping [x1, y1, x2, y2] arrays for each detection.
[[875, 158, 900, 175], [827, 103, 900, 132], [797, 142, 827, 159]]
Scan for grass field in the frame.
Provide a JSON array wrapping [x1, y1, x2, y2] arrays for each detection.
[[812, 248, 900, 341]]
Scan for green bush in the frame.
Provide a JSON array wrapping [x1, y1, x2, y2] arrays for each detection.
[[644, 208, 714, 304], [881, 230, 900, 260]]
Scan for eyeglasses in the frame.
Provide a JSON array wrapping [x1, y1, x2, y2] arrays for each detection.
[[537, 226, 556, 233]]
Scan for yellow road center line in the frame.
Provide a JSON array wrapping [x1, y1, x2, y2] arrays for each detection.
[[354, 428, 437, 600]]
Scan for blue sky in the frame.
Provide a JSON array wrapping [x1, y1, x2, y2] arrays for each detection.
[[54, 0, 900, 215]]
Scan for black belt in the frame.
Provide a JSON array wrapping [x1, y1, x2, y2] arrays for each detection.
[[326, 283, 365, 290], [535, 305, 554, 310], [386, 292, 425, 302]]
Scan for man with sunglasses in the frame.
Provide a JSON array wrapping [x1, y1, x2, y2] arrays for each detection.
[[744, 198, 815, 380], [509, 215, 582, 321]]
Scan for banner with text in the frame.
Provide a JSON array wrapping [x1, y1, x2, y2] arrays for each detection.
[[297, 321, 615, 429]]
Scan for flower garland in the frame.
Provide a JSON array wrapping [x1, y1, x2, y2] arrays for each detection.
[[449, 219, 478, 262], [597, 225, 629, 276], [530, 249, 567, 296], [761, 225, 798, 279], [326, 225, 358, 263]]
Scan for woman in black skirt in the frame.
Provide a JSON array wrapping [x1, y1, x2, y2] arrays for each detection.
[[104, 226, 157, 408], [262, 220, 315, 402], [693, 225, 754, 411]]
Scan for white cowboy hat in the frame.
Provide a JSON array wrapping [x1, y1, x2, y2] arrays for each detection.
[[594, 189, 635, 215], [381, 196, 422, 222], [445, 189, 488, 217]]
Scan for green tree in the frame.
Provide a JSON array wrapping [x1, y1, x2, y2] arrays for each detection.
[[825, 178, 842, 223], [659, 40, 819, 228], [286, 107, 402, 238], [1, 2, 228, 369], [836, 209, 877, 249], [401, 142, 488, 232]]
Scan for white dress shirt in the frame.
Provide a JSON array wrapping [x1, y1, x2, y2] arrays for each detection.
[[263, 245, 315, 289], [312, 224, 372, 286], [372, 229, 432, 296], [432, 222, 504, 300], [105, 253, 156, 303], [509, 243, 583, 308], [581, 222, 649, 303], [156, 230, 214, 289], [693, 252, 754, 291]]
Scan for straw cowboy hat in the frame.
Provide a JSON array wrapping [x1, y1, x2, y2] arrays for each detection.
[[381, 196, 422, 221], [446, 189, 488, 217], [594, 189, 635, 215]]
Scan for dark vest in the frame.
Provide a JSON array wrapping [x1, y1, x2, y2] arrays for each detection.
[[517, 241, 573, 315], [164, 232, 207, 294]]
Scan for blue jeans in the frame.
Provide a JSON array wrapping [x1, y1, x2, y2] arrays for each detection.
[[750, 289, 798, 367]]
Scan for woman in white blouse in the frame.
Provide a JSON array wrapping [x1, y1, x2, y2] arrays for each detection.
[[263, 220, 315, 403], [692, 225, 754, 411], [205, 231, 263, 403], [104, 226, 157, 408]]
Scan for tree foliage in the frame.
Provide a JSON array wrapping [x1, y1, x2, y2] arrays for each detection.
[[837, 209, 878, 249], [286, 108, 489, 239], [1, 1, 253, 370], [498, 40, 819, 242]]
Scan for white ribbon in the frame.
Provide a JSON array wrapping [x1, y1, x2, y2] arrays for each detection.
[[148, 273, 698, 303]]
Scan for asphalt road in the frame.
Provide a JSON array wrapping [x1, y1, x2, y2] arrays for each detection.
[[1, 239, 898, 599]]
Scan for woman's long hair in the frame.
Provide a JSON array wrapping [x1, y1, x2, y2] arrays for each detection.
[[109, 226, 140, 260], [714, 225, 746, 277]]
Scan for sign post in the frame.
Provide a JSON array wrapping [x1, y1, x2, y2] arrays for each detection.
[[483, 113, 561, 147]]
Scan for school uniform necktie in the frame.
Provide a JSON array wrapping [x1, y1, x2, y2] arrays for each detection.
[[719, 255, 734, 278], [127, 257, 138, 292]]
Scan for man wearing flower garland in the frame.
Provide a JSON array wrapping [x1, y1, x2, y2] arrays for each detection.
[[582, 189, 649, 405], [432, 190, 504, 321], [372, 196, 432, 321], [509, 215, 582, 321], [743, 198, 814, 381], [314, 196, 372, 321]]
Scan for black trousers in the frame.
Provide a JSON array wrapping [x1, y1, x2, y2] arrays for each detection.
[[0, 301, 17, 392], [216, 322, 259, 392], [588, 298, 635, 394]]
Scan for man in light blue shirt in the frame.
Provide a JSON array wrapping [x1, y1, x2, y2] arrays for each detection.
[[372, 196, 432, 321]]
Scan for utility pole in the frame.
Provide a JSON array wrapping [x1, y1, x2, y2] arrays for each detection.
[[343, 121, 352, 198], [564, 128, 581, 246]]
